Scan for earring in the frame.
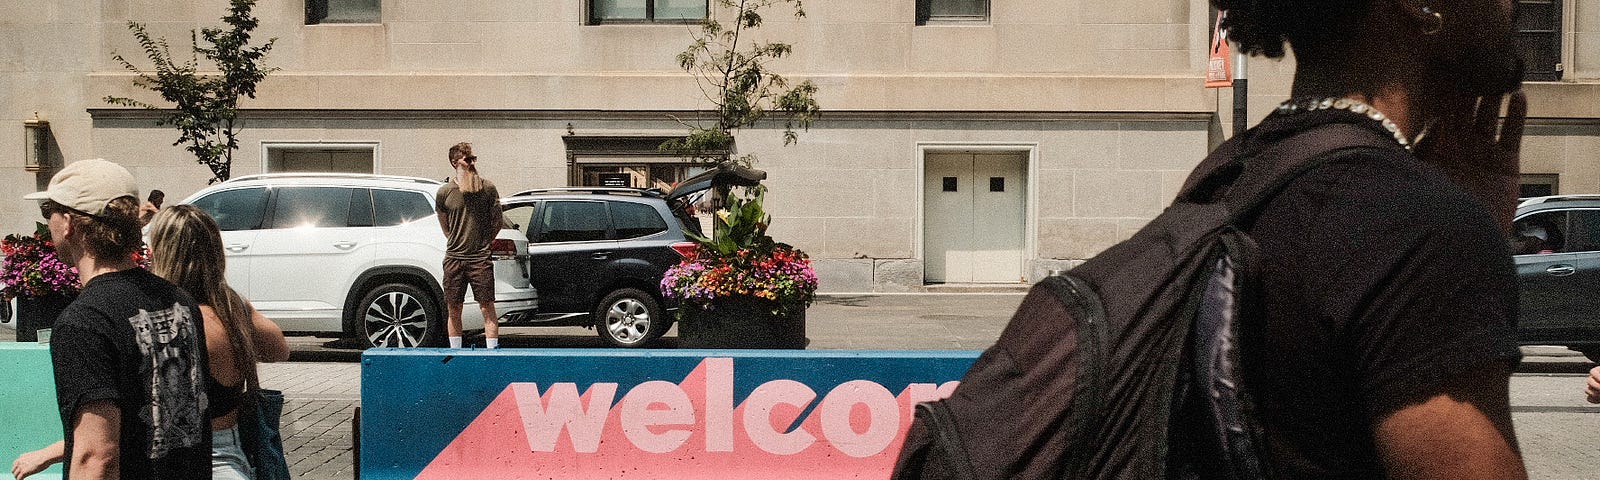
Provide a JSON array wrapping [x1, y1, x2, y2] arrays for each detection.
[[1420, 6, 1443, 35]]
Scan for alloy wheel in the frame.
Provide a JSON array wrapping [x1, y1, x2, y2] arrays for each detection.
[[365, 291, 429, 348], [604, 298, 652, 345]]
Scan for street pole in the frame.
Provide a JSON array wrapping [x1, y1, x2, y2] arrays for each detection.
[[1232, 48, 1248, 137]]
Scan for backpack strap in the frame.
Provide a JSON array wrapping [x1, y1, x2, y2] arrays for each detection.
[[1222, 122, 1407, 224]]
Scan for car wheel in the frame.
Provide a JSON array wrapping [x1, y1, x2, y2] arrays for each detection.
[[595, 288, 668, 348], [358, 282, 443, 348]]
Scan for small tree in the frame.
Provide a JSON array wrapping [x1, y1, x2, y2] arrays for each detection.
[[661, 0, 820, 168], [105, 0, 276, 184]]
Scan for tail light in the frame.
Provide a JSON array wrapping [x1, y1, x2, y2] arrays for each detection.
[[490, 238, 518, 259], [670, 242, 697, 258]]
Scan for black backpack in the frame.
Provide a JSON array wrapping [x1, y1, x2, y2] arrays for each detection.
[[891, 121, 1402, 479]]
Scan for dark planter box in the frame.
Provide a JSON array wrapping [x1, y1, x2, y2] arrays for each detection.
[[677, 295, 807, 349], [15, 294, 71, 343]]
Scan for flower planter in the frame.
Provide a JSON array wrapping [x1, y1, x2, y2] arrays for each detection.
[[15, 294, 71, 343], [677, 295, 807, 349]]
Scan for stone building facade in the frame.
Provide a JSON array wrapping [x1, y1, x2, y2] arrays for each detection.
[[1, 0, 1596, 291]]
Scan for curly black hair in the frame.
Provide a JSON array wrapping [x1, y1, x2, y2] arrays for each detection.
[[1210, 0, 1375, 59]]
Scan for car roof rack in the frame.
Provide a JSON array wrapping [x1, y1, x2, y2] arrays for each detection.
[[1519, 194, 1600, 208], [509, 187, 665, 198], [226, 172, 442, 185]]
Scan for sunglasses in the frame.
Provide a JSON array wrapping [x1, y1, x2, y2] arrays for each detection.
[[40, 200, 94, 220]]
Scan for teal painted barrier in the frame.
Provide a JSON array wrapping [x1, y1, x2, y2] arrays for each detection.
[[360, 349, 980, 480], [0, 343, 63, 480]]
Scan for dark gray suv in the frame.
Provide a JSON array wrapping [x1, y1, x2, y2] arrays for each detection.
[[500, 187, 699, 347], [1513, 195, 1600, 361]]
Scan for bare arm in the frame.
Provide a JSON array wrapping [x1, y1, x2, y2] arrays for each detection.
[[11, 440, 64, 480], [1374, 363, 1525, 479], [69, 400, 121, 480], [250, 306, 290, 362]]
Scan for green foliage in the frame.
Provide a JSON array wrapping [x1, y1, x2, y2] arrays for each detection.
[[661, 0, 820, 168], [104, 0, 276, 184], [688, 185, 775, 256]]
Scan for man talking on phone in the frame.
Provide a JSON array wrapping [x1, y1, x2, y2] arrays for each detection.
[[436, 142, 503, 349]]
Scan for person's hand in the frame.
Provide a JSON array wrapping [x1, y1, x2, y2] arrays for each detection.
[[1586, 366, 1600, 404], [1413, 91, 1527, 235], [12, 447, 58, 480]]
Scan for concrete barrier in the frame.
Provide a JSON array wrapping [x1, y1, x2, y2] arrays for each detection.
[[0, 343, 63, 480], [359, 349, 980, 479]]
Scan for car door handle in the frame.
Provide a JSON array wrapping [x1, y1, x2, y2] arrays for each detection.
[[333, 241, 357, 250], [591, 252, 611, 260], [1547, 265, 1576, 276], [225, 244, 248, 253]]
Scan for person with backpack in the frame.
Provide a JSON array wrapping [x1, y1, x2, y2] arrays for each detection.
[[895, 1, 1527, 478]]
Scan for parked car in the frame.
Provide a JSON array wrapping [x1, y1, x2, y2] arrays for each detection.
[[501, 186, 699, 347], [1513, 194, 1600, 361], [178, 173, 539, 348]]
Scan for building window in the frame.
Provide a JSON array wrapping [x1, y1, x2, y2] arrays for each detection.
[[588, 0, 707, 24], [1521, 173, 1560, 198], [1514, 0, 1561, 81], [916, 0, 989, 24], [265, 143, 376, 173], [307, 0, 380, 25]]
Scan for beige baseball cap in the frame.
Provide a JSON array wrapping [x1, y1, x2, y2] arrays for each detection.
[[23, 159, 139, 216]]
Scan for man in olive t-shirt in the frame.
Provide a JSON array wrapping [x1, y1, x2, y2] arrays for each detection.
[[435, 142, 503, 349]]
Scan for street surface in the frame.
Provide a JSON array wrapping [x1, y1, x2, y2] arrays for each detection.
[[9, 293, 1600, 479]]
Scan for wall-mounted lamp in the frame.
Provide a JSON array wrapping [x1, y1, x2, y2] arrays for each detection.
[[23, 113, 49, 172]]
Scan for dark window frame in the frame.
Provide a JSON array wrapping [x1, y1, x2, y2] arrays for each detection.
[[585, 0, 708, 25], [263, 186, 356, 229], [306, 0, 381, 25], [1514, 0, 1562, 81], [532, 200, 613, 243], [916, 0, 991, 25], [193, 187, 269, 232], [1521, 173, 1561, 198]]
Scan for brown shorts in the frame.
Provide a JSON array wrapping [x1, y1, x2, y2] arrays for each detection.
[[443, 257, 496, 306]]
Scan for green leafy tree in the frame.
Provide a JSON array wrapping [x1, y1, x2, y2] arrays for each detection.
[[661, 0, 821, 167], [104, 0, 276, 184]]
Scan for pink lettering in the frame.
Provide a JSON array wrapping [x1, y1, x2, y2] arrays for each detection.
[[907, 381, 960, 404], [706, 357, 735, 452], [513, 382, 616, 453], [742, 379, 817, 455], [819, 380, 900, 457], [619, 381, 695, 453]]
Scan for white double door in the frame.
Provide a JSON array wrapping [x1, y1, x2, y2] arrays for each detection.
[[924, 152, 1027, 284]]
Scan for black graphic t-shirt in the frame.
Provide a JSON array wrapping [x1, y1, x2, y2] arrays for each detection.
[[51, 268, 210, 479]]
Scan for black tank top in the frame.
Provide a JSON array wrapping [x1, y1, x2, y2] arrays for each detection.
[[206, 375, 243, 419]]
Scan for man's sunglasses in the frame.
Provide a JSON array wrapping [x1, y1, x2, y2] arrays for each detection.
[[39, 200, 92, 220]]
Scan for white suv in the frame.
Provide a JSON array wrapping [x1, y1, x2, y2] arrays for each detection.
[[179, 173, 538, 348]]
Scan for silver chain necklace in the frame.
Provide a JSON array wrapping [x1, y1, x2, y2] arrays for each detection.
[[1272, 97, 1413, 150]]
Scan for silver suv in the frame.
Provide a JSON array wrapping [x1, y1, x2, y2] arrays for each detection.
[[179, 173, 539, 348]]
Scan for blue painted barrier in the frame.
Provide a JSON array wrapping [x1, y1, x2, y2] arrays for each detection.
[[359, 349, 980, 479], [1, 343, 64, 480]]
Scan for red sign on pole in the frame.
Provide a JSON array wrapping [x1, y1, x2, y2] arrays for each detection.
[[1206, 14, 1233, 88]]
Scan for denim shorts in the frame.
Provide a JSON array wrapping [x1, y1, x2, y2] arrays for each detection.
[[212, 425, 256, 480]]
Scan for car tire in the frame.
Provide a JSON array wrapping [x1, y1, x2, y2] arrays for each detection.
[[357, 282, 444, 348], [595, 288, 669, 348]]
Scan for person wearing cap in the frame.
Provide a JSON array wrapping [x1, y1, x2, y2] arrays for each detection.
[[436, 142, 503, 349], [18, 159, 211, 479]]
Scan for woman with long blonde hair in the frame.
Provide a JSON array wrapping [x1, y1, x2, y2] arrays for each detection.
[[148, 204, 289, 479]]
